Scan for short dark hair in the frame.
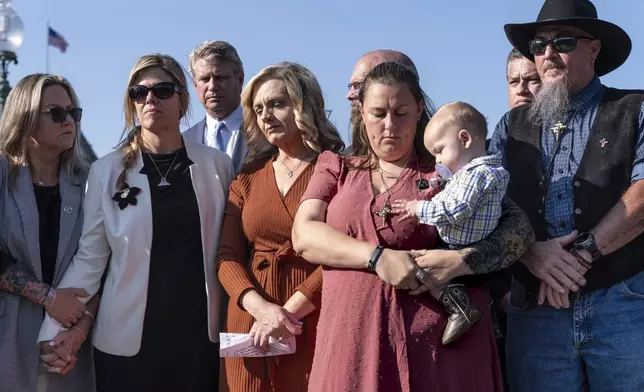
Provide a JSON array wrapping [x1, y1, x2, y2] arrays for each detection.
[[506, 48, 529, 76]]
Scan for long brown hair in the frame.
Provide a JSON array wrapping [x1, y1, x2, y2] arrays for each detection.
[[241, 61, 344, 162], [0, 73, 85, 183], [115, 53, 189, 191], [351, 61, 435, 170]]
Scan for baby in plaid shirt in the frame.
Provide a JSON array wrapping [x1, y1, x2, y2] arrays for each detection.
[[392, 101, 509, 345]]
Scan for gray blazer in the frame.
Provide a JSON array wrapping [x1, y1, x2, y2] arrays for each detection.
[[0, 156, 95, 392], [183, 117, 248, 175]]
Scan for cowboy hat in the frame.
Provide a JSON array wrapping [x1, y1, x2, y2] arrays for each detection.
[[504, 0, 631, 76]]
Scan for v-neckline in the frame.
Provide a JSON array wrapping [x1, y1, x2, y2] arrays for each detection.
[[269, 157, 315, 200], [369, 163, 414, 201]]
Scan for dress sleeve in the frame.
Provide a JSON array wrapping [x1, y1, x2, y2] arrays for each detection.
[[216, 175, 256, 309], [300, 150, 344, 204], [294, 266, 322, 308]]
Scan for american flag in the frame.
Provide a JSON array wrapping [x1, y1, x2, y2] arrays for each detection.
[[48, 27, 69, 53]]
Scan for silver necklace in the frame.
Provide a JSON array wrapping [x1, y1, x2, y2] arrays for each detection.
[[146, 149, 180, 187], [278, 156, 303, 178]]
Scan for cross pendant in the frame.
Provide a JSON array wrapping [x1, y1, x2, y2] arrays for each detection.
[[376, 202, 392, 225]]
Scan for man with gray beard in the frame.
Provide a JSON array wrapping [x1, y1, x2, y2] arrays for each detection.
[[489, 0, 644, 391], [344, 50, 420, 154]]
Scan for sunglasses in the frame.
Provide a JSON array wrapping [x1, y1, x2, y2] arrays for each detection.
[[128, 82, 182, 103], [528, 36, 595, 55], [347, 81, 363, 92], [41, 107, 83, 123]]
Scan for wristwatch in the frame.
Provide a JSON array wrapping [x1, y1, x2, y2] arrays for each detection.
[[573, 232, 602, 262]]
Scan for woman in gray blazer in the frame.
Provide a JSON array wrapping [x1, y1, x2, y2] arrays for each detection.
[[0, 74, 98, 392]]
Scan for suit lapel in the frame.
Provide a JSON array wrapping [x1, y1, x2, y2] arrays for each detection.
[[12, 167, 42, 280], [53, 168, 83, 284], [231, 130, 248, 174], [198, 118, 207, 145]]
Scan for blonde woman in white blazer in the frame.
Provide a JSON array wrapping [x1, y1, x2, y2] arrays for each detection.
[[38, 54, 234, 392]]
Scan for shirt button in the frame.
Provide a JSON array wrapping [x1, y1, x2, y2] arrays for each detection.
[[538, 209, 544, 215], [575, 208, 582, 215], [539, 181, 544, 187], [560, 223, 567, 229], [558, 169, 564, 174], [557, 194, 563, 200], [562, 146, 568, 151], [574, 181, 581, 187]]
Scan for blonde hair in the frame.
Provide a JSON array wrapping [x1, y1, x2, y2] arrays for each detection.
[[241, 61, 344, 161], [188, 40, 243, 79], [430, 101, 488, 140], [0, 73, 85, 182], [115, 53, 189, 190]]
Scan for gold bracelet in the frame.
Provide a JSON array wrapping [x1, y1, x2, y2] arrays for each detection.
[[71, 326, 86, 341]]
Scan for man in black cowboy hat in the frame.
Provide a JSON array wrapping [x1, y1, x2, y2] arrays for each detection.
[[489, 0, 644, 390]]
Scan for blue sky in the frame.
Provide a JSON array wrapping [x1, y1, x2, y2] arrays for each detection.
[[12, 0, 644, 158]]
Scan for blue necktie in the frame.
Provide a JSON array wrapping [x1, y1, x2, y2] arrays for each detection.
[[215, 122, 228, 152]]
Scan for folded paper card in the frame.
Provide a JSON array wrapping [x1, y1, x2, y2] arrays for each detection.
[[219, 333, 296, 357]]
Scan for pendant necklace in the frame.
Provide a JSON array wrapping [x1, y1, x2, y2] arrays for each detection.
[[278, 156, 303, 178], [146, 149, 180, 187], [374, 153, 412, 225], [379, 166, 400, 180], [375, 167, 393, 225]]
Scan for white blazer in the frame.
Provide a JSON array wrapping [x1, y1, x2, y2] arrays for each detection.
[[38, 140, 234, 356]]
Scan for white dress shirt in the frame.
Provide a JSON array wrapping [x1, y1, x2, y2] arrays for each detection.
[[205, 106, 243, 158]]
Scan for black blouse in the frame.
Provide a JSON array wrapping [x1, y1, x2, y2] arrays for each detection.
[[139, 147, 210, 343], [33, 184, 60, 286]]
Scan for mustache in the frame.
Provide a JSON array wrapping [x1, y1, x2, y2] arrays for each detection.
[[543, 60, 566, 72]]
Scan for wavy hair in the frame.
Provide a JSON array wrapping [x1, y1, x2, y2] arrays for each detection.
[[115, 53, 189, 191], [241, 61, 344, 162], [352, 61, 435, 170], [0, 73, 85, 182]]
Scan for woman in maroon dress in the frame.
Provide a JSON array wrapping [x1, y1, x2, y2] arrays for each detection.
[[292, 62, 534, 392]]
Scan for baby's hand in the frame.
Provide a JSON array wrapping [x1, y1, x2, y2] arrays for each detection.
[[391, 199, 419, 222]]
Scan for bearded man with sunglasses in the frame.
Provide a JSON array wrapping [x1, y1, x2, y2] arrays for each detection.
[[489, 1, 644, 391]]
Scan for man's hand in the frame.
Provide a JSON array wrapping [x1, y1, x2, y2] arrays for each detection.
[[521, 231, 588, 293]]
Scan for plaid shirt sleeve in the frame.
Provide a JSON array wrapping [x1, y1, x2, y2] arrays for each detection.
[[416, 168, 495, 227]]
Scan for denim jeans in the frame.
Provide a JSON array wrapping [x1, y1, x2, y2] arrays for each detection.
[[506, 270, 644, 392]]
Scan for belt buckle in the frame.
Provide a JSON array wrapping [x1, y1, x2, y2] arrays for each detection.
[[569, 289, 581, 302]]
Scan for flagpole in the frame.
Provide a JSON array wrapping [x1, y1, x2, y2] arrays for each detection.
[[45, 20, 50, 73]]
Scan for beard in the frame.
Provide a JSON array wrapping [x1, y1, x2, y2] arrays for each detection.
[[527, 71, 571, 126]]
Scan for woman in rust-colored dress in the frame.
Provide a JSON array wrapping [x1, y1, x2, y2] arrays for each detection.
[[292, 62, 535, 392], [216, 62, 344, 392]]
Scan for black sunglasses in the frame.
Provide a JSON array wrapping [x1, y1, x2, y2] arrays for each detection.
[[128, 82, 182, 103], [528, 36, 595, 55], [41, 107, 83, 123]]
